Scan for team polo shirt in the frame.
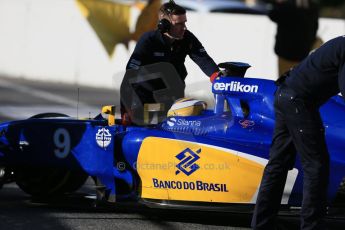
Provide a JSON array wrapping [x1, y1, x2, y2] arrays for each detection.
[[126, 30, 218, 82]]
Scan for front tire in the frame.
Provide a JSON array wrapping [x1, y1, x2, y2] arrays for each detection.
[[15, 167, 88, 196], [14, 112, 88, 197]]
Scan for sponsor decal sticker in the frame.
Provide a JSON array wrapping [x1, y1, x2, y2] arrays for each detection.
[[152, 178, 229, 192], [213, 81, 259, 93], [167, 117, 176, 127], [175, 148, 201, 176], [239, 119, 255, 128], [150, 147, 230, 192], [177, 119, 201, 126], [166, 118, 201, 127], [137, 137, 269, 201], [96, 128, 112, 148]]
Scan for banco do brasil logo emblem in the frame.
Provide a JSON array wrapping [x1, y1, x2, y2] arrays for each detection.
[[175, 148, 201, 176]]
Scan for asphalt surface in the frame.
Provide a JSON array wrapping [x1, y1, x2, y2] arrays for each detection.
[[1, 76, 345, 229], [0, 181, 254, 230], [2, 180, 345, 230]]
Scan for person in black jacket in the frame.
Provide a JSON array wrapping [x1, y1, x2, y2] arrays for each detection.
[[126, 1, 219, 82], [252, 35, 345, 230], [121, 0, 219, 124], [268, 0, 319, 77]]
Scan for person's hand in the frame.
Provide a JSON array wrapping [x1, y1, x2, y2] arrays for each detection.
[[210, 71, 221, 83]]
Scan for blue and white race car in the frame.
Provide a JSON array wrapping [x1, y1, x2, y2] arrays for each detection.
[[0, 62, 345, 214]]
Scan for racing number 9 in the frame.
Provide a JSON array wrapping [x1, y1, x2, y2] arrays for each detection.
[[53, 128, 71, 158]]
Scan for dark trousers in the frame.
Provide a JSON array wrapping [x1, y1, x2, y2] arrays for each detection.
[[252, 85, 329, 230]]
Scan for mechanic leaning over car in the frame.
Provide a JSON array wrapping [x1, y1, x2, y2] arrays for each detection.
[[120, 0, 220, 122], [252, 35, 345, 230]]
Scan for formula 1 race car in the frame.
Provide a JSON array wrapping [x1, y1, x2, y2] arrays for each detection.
[[1, 62, 345, 214]]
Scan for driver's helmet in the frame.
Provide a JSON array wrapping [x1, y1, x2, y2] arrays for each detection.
[[167, 98, 207, 117]]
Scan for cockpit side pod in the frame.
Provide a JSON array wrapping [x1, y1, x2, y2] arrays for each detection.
[[121, 128, 299, 205]]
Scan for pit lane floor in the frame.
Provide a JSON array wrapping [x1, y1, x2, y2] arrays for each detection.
[[0, 180, 254, 230], [2, 179, 345, 230]]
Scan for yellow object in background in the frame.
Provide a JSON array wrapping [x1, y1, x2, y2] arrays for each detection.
[[76, 0, 131, 56], [131, 0, 161, 41], [102, 105, 116, 126]]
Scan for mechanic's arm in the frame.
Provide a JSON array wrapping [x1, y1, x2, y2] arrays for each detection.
[[187, 32, 219, 81], [126, 35, 150, 70]]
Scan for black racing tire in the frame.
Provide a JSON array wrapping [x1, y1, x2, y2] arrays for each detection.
[[15, 167, 88, 197], [15, 112, 88, 197], [29, 113, 69, 119], [57, 169, 89, 193]]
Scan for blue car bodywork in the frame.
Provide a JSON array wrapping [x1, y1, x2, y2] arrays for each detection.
[[0, 63, 345, 211]]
